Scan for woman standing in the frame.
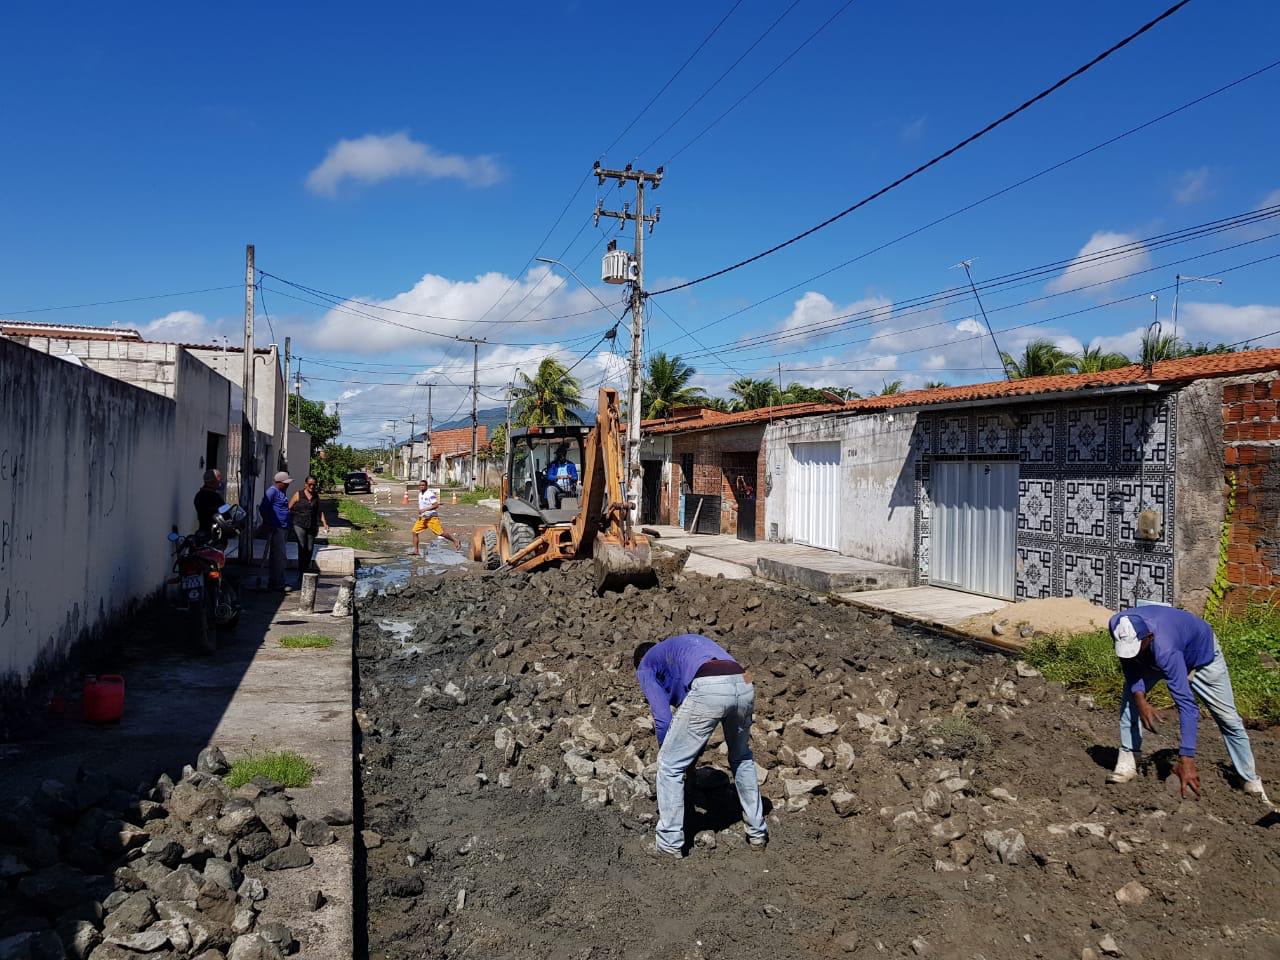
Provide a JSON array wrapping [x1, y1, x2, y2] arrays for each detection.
[[289, 475, 330, 580]]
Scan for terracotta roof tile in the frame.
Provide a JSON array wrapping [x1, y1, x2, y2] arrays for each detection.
[[640, 348, 1280, 435]]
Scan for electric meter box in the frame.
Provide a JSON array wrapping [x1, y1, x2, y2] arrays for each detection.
[[602, 249, 635, 284]]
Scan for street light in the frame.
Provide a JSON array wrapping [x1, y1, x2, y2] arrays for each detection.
[[1172, 274, 1223, 343]]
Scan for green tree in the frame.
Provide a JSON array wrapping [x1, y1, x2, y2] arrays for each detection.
[[922, 380, 948, 390], [1181, 341, 1237, 357], [877, 379, 904, 396], [1140, 329, 1185, 366], [778, 382, 827, 403], [1070, 346, 1131, 373], [641, 353, 707, 419], [287, 395, 343, 483], [512, 357, 584, 426], [703, 396, 732, 412], [1000, 338, 1075, 379], [728, 377, 780, 411], [488, 423, 508, 463]]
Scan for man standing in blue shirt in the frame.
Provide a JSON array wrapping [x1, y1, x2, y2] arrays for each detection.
[[1108, 606, 1268, 804], [262, 471, 292, 591], [634, 634, 767, 857]]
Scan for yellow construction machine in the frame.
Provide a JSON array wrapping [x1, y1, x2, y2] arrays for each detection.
[[469, 387, 654, 591]]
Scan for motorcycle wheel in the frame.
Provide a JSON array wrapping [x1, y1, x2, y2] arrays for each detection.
[[194, 591, 216, 654]]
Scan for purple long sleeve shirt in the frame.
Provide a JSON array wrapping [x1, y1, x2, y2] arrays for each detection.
[[1113, 606, 1215, 757], [635, 634, 735, 745]]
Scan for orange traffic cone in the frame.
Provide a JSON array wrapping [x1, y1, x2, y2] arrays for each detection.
[[402, 490, 409, 504]]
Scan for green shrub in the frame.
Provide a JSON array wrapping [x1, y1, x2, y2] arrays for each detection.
[[337, 498, 384, 529], [1024, 604, 1280, 725]]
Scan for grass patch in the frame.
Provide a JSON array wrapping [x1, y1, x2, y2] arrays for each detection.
[[328, 530, 372, 551], [337, 497, 385, 529], [225, 751, 317, 789], [932, 715, 993, 759], [1023, 603, 1280, 725], [279, 633, 335, 650], [452, 486, 499, 505]]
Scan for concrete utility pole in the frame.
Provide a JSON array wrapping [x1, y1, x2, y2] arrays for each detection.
[[293, 361, 302, 429], [282, 336, 291, 426], [406, 413, 417, 479], [421, 382, 434, 484], [504, 371, 517, 467], [239, 243, 256, 565], [594, 161, 662, 518], [460, 338, 484, 490]]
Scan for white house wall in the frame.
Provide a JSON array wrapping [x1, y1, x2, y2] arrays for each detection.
[[764, 411, 919, 568]]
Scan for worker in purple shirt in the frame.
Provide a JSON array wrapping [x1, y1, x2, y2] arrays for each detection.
[[633, 634, 767, 858], [1108, 607, 1268, 804]]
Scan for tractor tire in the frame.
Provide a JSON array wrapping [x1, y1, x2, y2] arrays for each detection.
[[501, 518, 537, 564], [481, 528, 500, 570]]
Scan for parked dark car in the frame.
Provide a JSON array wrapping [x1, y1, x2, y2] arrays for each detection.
[[343, 470, 372, 494]]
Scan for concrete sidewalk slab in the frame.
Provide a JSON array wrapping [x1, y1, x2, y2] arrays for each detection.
[[644, 525, 909, 592], [838, 585, 1009, 626]]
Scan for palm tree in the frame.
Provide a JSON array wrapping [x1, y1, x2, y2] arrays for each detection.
[[877, 379, 904, 396], [511, 357, 584, 426], [780, 382, 828, 403], [922, 380, 948, 390], [1070, 346, 1131, 373], [703, 396, 732, 412], [641, 353, 707, 419], [1139, 329, 1187, 367], [728, 377, 780, 411], [1000, 339, 1075, 379]]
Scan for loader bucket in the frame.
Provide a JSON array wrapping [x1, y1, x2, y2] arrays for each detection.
[[592, 538, 656, 594]]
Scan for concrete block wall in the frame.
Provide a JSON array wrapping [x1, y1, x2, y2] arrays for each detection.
[[1221, 375, 1280, 606], [14, 337, 181, 399], [1, 338, 185, 715]]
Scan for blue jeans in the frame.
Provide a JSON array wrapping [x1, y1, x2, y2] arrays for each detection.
[[656, 675, 766, 851], [1119, 638, 1258, 783]]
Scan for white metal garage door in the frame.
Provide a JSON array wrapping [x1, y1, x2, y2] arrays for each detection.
[[787, 441, 841, 551], [930, 461, 1017, 599]]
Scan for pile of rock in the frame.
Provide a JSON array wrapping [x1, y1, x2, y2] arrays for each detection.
[[0, 747, 338, 959]]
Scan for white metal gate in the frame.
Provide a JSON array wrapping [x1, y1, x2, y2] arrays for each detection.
[[787, 441, 841, 551], [930, 461, 1017, 598]]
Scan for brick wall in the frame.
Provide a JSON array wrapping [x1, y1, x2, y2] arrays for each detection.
[[667, 425, 766, 540], [1222, 376, 1280, 605]]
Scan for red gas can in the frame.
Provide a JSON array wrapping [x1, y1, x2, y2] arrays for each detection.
[[82, 674, 125, 724]]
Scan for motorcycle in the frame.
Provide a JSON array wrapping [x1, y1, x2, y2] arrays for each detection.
[[167, 503, 244, 653]]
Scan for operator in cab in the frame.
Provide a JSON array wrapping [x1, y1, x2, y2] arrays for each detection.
[[544, 442, 578, 509]]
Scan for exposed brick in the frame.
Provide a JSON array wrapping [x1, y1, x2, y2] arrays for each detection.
[[1224, 404, 1245, 423], [1225, 384, 1244, 403], [1224, 423, 1241, 442], [1257, 400, 1277, 419], [1225, 446, 1239, 466], [1271, 379, 1280, 400]]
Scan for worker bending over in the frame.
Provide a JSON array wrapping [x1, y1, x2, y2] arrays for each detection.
[[634, 634, 767, 858], [1109, 606, 1269, 804]]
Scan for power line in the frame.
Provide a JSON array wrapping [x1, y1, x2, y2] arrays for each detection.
[[256, 282, 277, 345], [674, 205, 1280, 358], [635, 0, 804, 159], [655, 56, 1280, 350], [666, 0, 858, 163], [650, 0, 1195, 296], [0, 284, 241, 317]]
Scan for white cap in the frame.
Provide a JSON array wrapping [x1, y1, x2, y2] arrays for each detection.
[[273, 471, 292, 484], [1111, 615, 1144, 659]]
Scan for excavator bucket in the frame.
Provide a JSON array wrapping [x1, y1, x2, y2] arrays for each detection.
[[592, 537, 655, 594]]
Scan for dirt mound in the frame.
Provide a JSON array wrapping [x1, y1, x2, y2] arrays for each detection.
[[956, 596, 1115, 643], [356, 563, 1280, 960]]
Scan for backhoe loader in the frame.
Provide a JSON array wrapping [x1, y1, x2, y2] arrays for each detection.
[[469, 387, 654, 592]]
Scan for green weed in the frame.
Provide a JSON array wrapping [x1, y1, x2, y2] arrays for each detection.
[[328, 530, 372, 551], [279, 633, 335, 649], [1024, 604, 1280, 725], [932, 715, 993, 759], [224, 751, 317, 789], [337, 498, 384, 529]]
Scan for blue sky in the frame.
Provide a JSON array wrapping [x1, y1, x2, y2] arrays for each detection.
[[3, 0, 1278, 444]]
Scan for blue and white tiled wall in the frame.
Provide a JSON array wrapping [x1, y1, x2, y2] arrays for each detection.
[[913, 394, 1177, 607]]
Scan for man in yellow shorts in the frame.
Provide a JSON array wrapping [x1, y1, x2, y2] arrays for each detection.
[[412, 479, 461, 555]]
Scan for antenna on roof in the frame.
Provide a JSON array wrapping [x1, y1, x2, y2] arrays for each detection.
[[952, 258, 1009, 381]]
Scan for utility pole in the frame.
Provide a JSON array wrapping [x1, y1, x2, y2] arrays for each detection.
[[777, 363, 783, 400], [460, 337, 484, 490], [594, 161, 662, 518], [406, 413, 417, 480], [293, 361, 302, 428], [238, 243, 256, 565], [421, 382, 434, 485], [282, 336, 291, 426], [504, 371, 517, 467]]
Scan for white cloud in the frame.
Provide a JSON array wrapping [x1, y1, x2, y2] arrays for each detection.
[[901, 116, 926, 142], [780, 292, 892, 342], [1089, 326, 1147, 357], [1178, 302, 1280, 340], [955, 318, 984, 336], [305, 132, 504, 195], [301, 265, 610, 355], [1261, 188, 1280, 210], [1046, 231, 1151, 296], [1172, 166, 1210, 205], [141, 310, 229, 343]]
